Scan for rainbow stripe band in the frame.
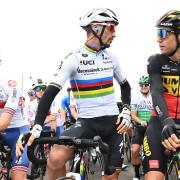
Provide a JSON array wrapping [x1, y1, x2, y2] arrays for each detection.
[[70, 76, 114, 98]]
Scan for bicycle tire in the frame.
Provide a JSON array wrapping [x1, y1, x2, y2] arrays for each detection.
[[27, 144, 46, 180], [165, 156, 180, 180], [124, 133, 131, 163]]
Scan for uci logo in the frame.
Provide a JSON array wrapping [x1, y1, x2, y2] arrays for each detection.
[[80, 60, 95, 65]]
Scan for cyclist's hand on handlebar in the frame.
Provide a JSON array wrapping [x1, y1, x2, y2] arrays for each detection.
[[116, 106, 131, 134], [16, 134, 25, 157], [16, 132, 31, 157], [161, 117, 180, 151], [16, 124, 42, 157], [27, 124, 42, 146]]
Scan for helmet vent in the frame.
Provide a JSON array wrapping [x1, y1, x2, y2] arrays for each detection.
[[99, 12, 110, 17], [87, 13, 93, 17]]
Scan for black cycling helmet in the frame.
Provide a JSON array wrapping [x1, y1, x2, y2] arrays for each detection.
[[156, 10, 180, 34], [156, 10, 180, 56]]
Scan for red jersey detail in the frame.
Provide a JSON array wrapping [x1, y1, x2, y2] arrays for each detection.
[[8, 80, 17, 87], [149, 160, 159, 169], [0, 101, 6, 108], [152, 93, 180, 119]]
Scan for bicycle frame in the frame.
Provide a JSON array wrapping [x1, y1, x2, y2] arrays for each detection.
[[27, 135, 112, 180], [165, 151, 180, 180]]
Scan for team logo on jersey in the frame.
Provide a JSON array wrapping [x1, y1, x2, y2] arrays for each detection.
[[162, 64, 170, 72], [82, 53, 88, 57], [162, 75, 180, 96], [8, 80, 17, 87], [80, 60, 95, 65], [57, 61, 63, 70]]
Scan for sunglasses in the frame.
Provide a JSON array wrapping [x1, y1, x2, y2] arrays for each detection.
[[157, 29, 174, 39], [139, 84, 149, 88], [34, 85, 46, 92], [92, 23, 116, 32]]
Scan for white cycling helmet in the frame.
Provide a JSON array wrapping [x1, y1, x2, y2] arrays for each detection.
[[79, 8, 119, 27], [31, 78, 47, 90]]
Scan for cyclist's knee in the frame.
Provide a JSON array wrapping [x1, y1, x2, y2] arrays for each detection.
[[144, 171, 164, 180], [131, 144, 140, 155], [11, 170, 27, 180], [48, 145, 73, 167], [102, 170, 119, 180]]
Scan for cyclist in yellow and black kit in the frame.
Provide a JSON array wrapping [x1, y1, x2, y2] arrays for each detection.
[[143, 10, 180, 180]]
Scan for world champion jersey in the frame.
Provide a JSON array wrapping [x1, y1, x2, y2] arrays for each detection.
[[52, 45, 126, 118], [0, 78, 28, 128], [131, 91, 153, 122]]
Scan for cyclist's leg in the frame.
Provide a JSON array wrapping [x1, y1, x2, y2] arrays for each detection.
[[143, 117, 167, 180], [47, 119, 96, 180], [101, 116, 123, 180], [131, 126, 146, 179], [5, 125, 30, 180], [47, 144, 74, 179]]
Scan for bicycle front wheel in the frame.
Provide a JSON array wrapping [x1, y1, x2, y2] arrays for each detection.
[[124, 132, 131, 163]]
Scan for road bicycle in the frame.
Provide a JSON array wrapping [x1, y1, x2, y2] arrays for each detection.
[[27, 130, 55, 180], [123, 131, 131, 163], [27, 135, 115, 180]]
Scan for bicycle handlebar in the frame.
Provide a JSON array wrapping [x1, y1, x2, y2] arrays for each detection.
[[27, 135, 109, 165]]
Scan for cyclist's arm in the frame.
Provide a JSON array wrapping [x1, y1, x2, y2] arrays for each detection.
[[34, 84, 61, 126], [0, 80, 21, 131], [59, 108, 66, 123], [34, 53, 78, 126], [0, 113, 12, 131], [70, 106, 78, 121], [60, 98, 67, 122], [147, 55, 169, 120], [49, 114, 57, 131], [119, 80, 131, 106], [131, 110, 142, 125]]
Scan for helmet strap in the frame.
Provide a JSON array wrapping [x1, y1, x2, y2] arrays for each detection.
[[88, 25, 109, 50]]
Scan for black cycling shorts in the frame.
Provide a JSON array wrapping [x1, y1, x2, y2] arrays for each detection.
[[131, 126, 146, 145], [143, 117, 167, 174], [62, 115, 124, 169]]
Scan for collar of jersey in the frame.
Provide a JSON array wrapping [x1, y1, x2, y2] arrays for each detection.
[[84, 44, 97, 54]]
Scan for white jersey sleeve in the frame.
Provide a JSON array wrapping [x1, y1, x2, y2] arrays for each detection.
[[0, 78, 29, 128], [52, 53, 79, 87], [4, 80, 22, 113]]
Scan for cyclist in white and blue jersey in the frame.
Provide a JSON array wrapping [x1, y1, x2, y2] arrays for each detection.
[[17, 8, 132, 180], [0, 76, 29, 180]]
